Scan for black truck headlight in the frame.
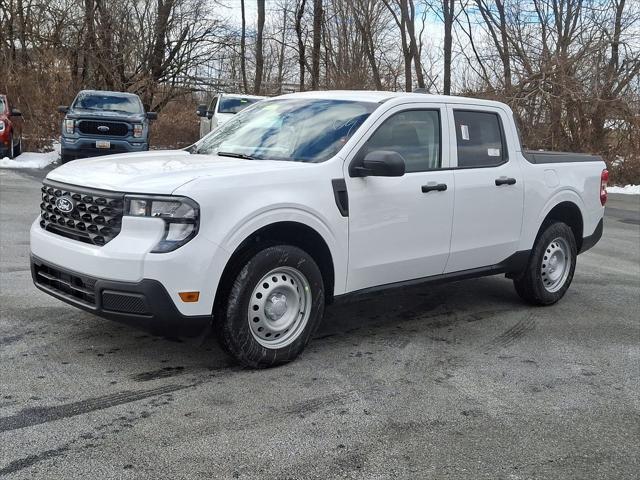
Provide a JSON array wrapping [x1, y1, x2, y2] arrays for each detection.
[[124, 195, 199, 253]]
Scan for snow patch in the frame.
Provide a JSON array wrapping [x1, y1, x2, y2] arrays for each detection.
[[608, 185, 640, 195], [0, 143, 60, 169]]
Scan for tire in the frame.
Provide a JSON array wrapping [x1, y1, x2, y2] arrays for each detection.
[[14, 136, 22, 156], [215, 245, 325, 368], [8, 134, 15, 159], [513, 221, 577, 305], [60, 153, 74, 164]]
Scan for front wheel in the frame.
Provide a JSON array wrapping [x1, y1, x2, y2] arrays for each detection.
[[215, 245, 325, 368], [513, 222, 577, 305]]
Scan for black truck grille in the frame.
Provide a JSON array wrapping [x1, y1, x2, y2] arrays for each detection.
[[39, 182, 125, 246], [34, 262, 97, 306], [78, 120, 129, 137]]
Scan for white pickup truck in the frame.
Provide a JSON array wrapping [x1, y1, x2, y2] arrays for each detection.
[[31, 91, 607, 367], [196, 93, 265, 138]]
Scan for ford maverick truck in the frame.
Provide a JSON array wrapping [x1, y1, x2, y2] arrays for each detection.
[[31, 91, 606, 367]]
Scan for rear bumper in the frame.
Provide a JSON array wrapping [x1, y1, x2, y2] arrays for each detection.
[[31, 256, 211, 337], [579, 218, 603, 254]]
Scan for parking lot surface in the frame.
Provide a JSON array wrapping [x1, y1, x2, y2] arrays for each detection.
[[1, 168, 638, 479]]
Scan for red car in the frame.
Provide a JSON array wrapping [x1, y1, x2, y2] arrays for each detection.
[[0, 94, 23, 158]]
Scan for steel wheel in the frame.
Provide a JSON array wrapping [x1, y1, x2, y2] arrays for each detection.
[[247, 266, 312, 349], [540, 237, 571, 293]]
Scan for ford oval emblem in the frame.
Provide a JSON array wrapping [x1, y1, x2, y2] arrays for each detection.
[[56, 196, 75, 214], [97, 125, 110, 132]]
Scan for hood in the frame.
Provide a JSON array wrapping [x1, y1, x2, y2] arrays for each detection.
[[46, 150, 311, 194], [66, 109, 145, 122], [216, 113, 235, 125]]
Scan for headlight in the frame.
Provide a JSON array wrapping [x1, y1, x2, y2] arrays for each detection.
[[64, 118, 75, 134], [133, 124, 143, 137], [124, 195, 199, 253]]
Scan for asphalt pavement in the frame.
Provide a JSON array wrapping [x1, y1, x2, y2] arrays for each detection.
[[1, 167, 638, 479]]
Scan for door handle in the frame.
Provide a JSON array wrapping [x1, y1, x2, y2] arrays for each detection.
[[495, 177, 516, 186], [421, 183, 448, 193]]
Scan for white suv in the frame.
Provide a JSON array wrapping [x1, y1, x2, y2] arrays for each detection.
[[31, 91, 606, 367]]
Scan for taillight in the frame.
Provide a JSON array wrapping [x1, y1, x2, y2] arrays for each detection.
[[133, 124, 143, 137], [600, 169, 609, 206]]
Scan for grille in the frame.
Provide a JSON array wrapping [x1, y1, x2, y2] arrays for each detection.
[[34, 262, 97, 306], [39, 182, 124, 246], [78, 120, 129, 137]]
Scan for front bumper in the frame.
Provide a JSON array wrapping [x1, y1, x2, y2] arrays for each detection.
[[31, 256, 210, 337], [61, 135, 148, 159]]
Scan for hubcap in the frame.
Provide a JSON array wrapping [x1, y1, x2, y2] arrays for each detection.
[[541, 237, 571, 293], [247, 266, 312, 349]]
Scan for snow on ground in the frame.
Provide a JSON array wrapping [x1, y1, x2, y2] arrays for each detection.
[[608, 185, 640, 195], [0, 142, 60, 169]]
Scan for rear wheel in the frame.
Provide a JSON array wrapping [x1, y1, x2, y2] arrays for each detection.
[[14, 136, 22, 156], [8, 134, 15, 159], [215, 245, 325, 368], [513, 222, 577, 305]]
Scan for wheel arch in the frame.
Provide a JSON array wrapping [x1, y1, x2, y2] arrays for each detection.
[[214, 221, 337, 315], [537, 200, 584, 252]]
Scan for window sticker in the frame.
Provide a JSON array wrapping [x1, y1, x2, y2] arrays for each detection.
[[488, 148, 500, 157], [460, 124, 470, 140]]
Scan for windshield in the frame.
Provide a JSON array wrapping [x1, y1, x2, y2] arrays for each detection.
[[196, 99, 377, 163], [0, 98, 5, 114], [218, 96, 262, 114], [72, 92, 143, 114]]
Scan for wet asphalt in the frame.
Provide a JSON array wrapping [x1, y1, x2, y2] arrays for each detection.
[[0, 167, 638, 479]]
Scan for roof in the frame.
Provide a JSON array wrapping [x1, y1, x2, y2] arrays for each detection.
[[220, 93, 266, 100], [77, 89, 141, 99], [276, 90, 510, 110]]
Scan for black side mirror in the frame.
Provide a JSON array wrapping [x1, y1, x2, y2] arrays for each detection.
[[10, 108, 21, 117], [352, 150, 406, 177], [146, 111, 158, 120], [196, 104, 207, 117], [58, 105, 68, 114]]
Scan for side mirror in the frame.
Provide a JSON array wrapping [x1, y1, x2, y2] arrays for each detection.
[[145, 111, 158, 121], [196, 104, 208, 117], [206, 110, 215, 120], [58, 105, 68, 114], [10, 108, 21, 117], [352, 150, 406, 177]]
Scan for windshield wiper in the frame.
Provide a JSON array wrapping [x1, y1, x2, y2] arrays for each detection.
[[217, 151, 255, 160]]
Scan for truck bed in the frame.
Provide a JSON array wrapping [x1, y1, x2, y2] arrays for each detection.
[[523, 150, 603, 164]]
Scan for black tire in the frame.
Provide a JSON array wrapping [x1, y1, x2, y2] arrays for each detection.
[[8, 134, 15, 159], [14, 136, 21, 156], [215, 245, 325, 368], [513, 221, 577, 305], [60, 153, 74, 164]]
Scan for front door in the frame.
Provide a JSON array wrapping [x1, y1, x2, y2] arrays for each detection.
[[344, 104, 455, 292]]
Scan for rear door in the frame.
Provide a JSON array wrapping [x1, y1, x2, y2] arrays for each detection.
[[344, 103, 455, 292], [444, 105, 524, 273]]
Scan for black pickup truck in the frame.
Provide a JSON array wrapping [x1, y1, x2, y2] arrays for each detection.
[[58, 90, 157, 163]]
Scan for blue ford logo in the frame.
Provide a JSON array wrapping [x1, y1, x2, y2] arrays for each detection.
[[56, 196, 75, 214], [97, 125, 110, 132]]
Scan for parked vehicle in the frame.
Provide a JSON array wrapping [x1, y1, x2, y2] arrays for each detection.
[[31, 91, 606, 368], [196, 93, 265, 138], [58, 90, 157, 163], [0, 94, 23, 159]]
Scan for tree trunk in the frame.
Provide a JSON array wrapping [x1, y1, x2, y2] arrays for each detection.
[[443, 0, 454, 95], [311, 0, 323, 89], [295, 0, 306, 91], [254, 0, 265, 94], [240, 0, 248, 93]]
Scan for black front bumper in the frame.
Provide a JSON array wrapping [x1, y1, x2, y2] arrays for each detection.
[[31, 256, 210, 337]]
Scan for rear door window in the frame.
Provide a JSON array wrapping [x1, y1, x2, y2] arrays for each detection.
[[453, 110, 506, 167]]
